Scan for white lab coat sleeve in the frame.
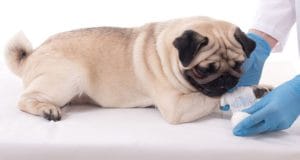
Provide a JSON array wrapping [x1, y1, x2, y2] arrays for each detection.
[[252, 0, 296, 52]]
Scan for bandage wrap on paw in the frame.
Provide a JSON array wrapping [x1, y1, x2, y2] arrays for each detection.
[[220, 87, 257, 127]]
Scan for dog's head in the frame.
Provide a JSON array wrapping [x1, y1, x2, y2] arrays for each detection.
[[172, 20, 255, 97]]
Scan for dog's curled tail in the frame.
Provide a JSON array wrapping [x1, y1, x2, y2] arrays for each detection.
[[5, 32, 33, 77]]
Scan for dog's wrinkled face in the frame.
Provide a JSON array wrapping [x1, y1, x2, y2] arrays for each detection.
[[173, 23, 256, 97]]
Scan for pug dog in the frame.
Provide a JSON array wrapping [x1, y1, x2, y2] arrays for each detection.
[[5, 16, 259, 124]]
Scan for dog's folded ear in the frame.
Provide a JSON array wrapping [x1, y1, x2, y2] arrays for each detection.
[[173, 30, 209, 67], [234, 28, 256, 58]]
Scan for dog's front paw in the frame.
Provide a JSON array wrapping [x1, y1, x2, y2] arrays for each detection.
[[252, 85, 273, 99], [40, 105, 62, 121]]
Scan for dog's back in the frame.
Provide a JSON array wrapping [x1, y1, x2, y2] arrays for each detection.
[[5, 25, 155, 121]]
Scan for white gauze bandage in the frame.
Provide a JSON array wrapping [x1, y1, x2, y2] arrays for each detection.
[[220, 87, 258, 128]]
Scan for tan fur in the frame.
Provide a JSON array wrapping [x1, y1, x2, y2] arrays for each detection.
[[5, 17, 245, 123], [5, 31, 33, 76]]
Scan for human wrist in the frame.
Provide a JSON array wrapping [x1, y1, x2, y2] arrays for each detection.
[[247, 32, 271, 58], [289, 75, 300, 95], [249, 29, 278, 48]]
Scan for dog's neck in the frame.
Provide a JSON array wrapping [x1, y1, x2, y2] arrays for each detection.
[[155, 28, 197, 94]]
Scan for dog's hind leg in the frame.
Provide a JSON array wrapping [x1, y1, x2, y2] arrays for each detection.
[[18, 66, 85, 121]]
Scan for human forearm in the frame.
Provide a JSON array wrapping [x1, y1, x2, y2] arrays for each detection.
[[249, 29, 278, 49]]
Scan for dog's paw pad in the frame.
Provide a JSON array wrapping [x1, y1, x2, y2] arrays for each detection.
[[253, 85, 273, 98], [40, 105, 62, 121]]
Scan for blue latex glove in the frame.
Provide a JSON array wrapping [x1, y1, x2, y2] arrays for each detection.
[[235, 33, 271, 87], [233, 75, 300, 136]]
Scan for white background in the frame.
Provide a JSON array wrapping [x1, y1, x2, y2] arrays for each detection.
[[0, 3, 300, 159], [0, 0, 299, 84]]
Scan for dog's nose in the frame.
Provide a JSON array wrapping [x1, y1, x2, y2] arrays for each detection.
[[222, 72, 230, 76], [219, 73, 239, 89]]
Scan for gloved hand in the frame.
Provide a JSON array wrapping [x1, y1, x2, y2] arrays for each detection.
[[235, 33, 271, 87], [233, 75, 300, 136]]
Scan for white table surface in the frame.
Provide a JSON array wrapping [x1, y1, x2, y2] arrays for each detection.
[[0, 59, 300, 160]]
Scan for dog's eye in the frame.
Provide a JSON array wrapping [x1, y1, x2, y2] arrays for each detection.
[[233, 61, 243, 69], [196, 63, 216, 75]]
